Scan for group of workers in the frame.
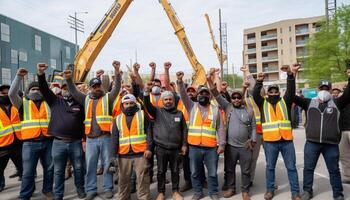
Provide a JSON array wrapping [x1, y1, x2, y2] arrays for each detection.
[[0, 60, 349, 200]]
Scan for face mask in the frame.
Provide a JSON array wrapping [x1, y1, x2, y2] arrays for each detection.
[[267, 95, 280, 104], [124, 105, 139, 116], [152, 86, 161, 95], [317, 90, 332, 102], [0, 96, 11, 105], [27, 92, 43, 101], [198, 96, 210, 106], [51, 87, 61, 95]]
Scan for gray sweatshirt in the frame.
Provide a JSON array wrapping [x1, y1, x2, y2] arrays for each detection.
[[211, 87, 256, 148], [9, 75, 23, 109], [177, 80, 226, 149]]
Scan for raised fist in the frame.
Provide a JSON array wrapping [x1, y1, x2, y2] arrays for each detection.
[[17, 68, 28, 77]]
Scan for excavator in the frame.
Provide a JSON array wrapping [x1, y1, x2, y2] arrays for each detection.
[[72, 0, 207, 86], [204, 13, 227, 67]]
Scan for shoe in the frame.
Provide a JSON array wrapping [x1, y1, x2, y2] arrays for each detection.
[[180, 181, 192, 192], [9, 171, 20, 178], [301, 191, 313, 200], [130, 182, 136, 193], [65, 168, 72, 180], [292, 194, 301, 200], [96, 168, 103, 176], [242, 192, 251, 200], [264, 191, 274, 200], [104, 190, 114, 199], [172, 191, 184, 200], [334, 196, 344, 200], [203, 180, 208, 189], [43, 192, 54, 200], [223, 189, 235, 198], [77, 191, 86, 199], [209, 194, 220, 200], [86, 193, 98, 200], [191, 192, 205, 200], [156, 193, 165, 200]]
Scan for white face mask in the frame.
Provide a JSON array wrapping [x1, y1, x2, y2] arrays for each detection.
[[317, 90, 332, 102], [152, 86, 161, 95]]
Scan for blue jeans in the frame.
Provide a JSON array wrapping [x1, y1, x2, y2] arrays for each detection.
[[52, 139, 85, 199], [19, 139, 54, 199], [85, 136, 113, 194], [303, 141, 343, 198], [189, 146, 218, 195], [264, 141, 300, 195]]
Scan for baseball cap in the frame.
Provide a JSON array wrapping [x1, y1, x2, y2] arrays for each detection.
[[267, 84, 279, 92], [197, 85, 210, 94], [318, 80, 332, 90], [89, 78, 102, 87]]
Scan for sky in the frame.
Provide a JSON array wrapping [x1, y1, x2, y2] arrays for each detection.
[[1, 0, 350, 75]]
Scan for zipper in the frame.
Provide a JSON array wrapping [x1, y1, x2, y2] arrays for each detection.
[[320, 112, 324, 143]]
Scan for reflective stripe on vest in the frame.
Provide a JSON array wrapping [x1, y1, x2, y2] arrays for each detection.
[[116, 110, 147, 154], [262, 98, 292, 141], [150, 94, 162, 107], [188, 103, 218, 147], [84, 94, 112, 134], [21, 98, 51, 140], [245, 96, 262, 134], [0, 106, 21, 147], [112, 94, 122, 118]]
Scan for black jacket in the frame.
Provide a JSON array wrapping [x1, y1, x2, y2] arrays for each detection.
[[143, 93, 188, 150], [38, 74, 84, 140]]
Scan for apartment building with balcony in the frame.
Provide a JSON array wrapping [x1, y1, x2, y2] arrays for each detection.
[[243, 16, 324, 89]]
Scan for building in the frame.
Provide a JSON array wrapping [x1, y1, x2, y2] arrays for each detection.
[[0, 14, 76, 86], [243, 16, 324, 88]]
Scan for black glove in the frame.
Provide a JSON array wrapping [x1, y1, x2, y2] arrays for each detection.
[[108, 158, 118, 173]]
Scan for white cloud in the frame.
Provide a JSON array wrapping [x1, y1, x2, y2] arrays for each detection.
[[1, 0, 350, 76]]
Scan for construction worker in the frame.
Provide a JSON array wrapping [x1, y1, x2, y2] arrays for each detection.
[[143, 83, 188, 200], [177, 71, 226, 200], [37, 63, 86, 200], [340, 84, 350, 184], [63, 60, 121, 200], [253, 64, 301, 200], [0, 84, 22, 192], [241, 65, 264, 187], [294, 69, 350, 200], [9, 68, 54, 200], [109, 94, 153, 200], [207, 71, 256, 200]]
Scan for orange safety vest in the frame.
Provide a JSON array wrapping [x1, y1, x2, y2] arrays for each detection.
[[112, 94, 144, 118], [21, 98, 51, 140], [262, 98, 292, 141], [84, 94, 112, 134], [150, 93, 162, 107], [188, 103, 218, 147], [115, 110, 147, 155], [245, 96, 262, 134], [176, 99, 189, 123], [0, 106, 21, 147]]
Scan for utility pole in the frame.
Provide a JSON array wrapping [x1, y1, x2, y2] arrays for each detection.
[[68, 12, 87, 54], [325, 0, 337, 24], [219, 9, 223, 78]]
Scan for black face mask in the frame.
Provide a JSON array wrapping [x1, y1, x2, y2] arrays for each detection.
[[198, 96, 210, 106], [267, 95, 280, 104], [0, 96, 11, 105], [123, 105, 139, 116], [190, 97, 197, 102]]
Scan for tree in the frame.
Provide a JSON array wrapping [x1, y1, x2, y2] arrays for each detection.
[[304, 5, 350, 87], [223, 74, 243, 89]]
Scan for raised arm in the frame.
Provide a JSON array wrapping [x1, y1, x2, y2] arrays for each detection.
[[241, 65, 255, 96], [149, 62, 156, 82], [108, 61, 122, 105], [63, 70, 86, 105], [132, 63, 144, 89], [176, 71, 193, 113], [143, 82, 157, 119], [282, 64, 300, 105], [37, 63, 57, 105], [335, 69, 350, 109], [163, 62, 172, 91], [253, 72, 265, 107], [9, 68, 27, 109], [207, 69, 230, 110]]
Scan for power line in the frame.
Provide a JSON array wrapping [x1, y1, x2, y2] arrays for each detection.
[[67, 12, 88, 54]]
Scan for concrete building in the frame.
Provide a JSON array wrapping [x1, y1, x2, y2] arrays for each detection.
[[0, 14, 76, 86], [243, 16, 324, 88]]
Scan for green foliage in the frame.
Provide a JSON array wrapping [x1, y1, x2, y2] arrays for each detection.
[[223, 74, 243, 89], [304, 5, 350, 87]]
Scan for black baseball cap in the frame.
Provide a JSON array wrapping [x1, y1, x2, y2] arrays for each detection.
[[89, 78, 102, 87], [0, 85, 10, 92], [267, 84, 279, 92], [197, 85, 210, 94], [318, 80, 332, 90]]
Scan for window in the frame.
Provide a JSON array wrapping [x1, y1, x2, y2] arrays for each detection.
[[50, 59, 56, 69], [11, 49, 18, 64], [65, 46, 71, 59], [1, 23, 10, 42], [289, 37, 292, 43], [2, 68, 11, 85], [280, 39, 283, 44], [35, 35, 41, 51], [289, 26, 292, 32], [19, 51, 27, 62]]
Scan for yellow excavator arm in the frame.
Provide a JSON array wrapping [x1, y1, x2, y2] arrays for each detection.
[[159, 0, 206, 86], [73, 0, 133, 82], [204, 14, 227, 66]]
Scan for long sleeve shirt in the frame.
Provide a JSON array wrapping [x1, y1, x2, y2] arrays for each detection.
[[66, 73, 121, 137], [177, 80, 226, 148]]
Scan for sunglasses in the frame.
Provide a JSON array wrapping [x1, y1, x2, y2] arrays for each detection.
[[232, 96, 242, 100]]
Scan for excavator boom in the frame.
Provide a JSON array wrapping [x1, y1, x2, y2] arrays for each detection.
[[159, 0, 206, 86], [73, 0, 133, 82]]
